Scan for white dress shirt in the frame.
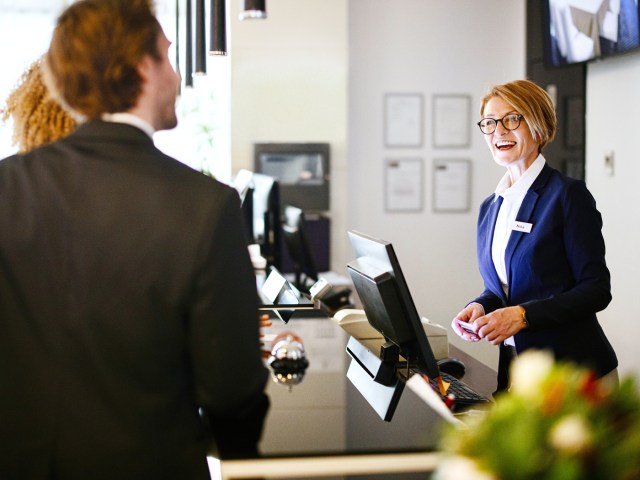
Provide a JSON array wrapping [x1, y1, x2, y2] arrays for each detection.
[[101, 112, 155, 139], [492, 154, 546, 345]]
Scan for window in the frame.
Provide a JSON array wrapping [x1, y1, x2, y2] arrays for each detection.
[[0, 2, 231, 181]]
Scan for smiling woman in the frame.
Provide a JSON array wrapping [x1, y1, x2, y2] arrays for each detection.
[[451, 79, 618, 395]]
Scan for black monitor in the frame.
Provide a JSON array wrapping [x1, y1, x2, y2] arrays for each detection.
[[346, 230, 440, 381], [248, 172, 283, 270], [254, 143, 330, 212], [230, 169, 255, 244], [282, 205, 318, 292]]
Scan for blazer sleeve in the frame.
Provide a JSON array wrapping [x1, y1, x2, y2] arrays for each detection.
[[473, 288, 505, 314], [188, 186, 269, 458], [521, 180, 612, 329]]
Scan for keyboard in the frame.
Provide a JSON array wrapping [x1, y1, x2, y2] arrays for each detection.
[[430, 372, 491, 412]]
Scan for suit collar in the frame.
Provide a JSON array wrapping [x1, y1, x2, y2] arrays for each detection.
[[71, 120, 156, 147]]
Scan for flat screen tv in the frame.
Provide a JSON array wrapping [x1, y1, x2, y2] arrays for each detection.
[[543, 0, 639, 67]]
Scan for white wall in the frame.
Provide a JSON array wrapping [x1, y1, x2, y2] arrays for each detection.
[[347, 0, 526, 369], [586, 52, 640, 380], [229, 0, 350, 270], [230, 0, 638, 379], [230, 0, 527, 371]]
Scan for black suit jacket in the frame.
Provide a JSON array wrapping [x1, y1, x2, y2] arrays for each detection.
[[473, 164, 617, 380], [0, 121, 269, 479]]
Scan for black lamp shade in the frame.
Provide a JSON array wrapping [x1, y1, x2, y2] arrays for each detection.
[[240, 0, 266, 20], [195, 0, 206, 73], [184, 0, 194, 86], [210, 0, 227, 56]]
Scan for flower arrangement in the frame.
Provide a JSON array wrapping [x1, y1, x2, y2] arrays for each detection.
[[436, 351, 640, 480]]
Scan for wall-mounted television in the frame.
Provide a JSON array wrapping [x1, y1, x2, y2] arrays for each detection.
[[543, 0, 639, 68]]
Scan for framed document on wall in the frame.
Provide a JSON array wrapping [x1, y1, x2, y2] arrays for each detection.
[[385, 158, 423, 212], [432, 158, 470, 212], [432, 94, 471, 148], [384, 93, 423, 148]]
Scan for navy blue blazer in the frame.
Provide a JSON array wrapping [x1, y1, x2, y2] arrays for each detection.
[[473, 163, 617, 376]]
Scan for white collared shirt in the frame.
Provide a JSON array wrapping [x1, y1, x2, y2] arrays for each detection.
[[492, 154, 545, 292], [492, 155, 545, 346], [101, 112, 155, 139]]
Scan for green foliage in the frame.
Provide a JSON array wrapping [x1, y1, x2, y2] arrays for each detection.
[[437, 351, 640, 480]]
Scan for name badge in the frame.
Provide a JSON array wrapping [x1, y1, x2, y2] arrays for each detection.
[[512, 221, 533, 233]]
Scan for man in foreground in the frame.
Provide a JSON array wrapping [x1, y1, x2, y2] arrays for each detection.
[[0, 1, 269, 478]]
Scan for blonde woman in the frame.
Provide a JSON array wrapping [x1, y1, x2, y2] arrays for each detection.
[[452, 80, 617, 394], [1, 57, 76, 153]]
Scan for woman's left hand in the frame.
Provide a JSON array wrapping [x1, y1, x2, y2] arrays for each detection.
[[474, 306, 527, 345]]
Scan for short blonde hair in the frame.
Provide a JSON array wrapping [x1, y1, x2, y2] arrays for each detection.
[[479, 79, 557, 152], [1, 58, 76, 153]]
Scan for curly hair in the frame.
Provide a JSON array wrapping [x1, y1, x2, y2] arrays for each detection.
[[479, 79, 557, 153], [45, 0, 161, 120], [1, 58, 76, 153]]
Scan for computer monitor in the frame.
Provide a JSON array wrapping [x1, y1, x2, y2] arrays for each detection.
[[346, 230, 440, 381], [231, 170, 283, 268], [230, 170, 255, 244], [282, 205, 318, 292], [254, 143, 330, 212]]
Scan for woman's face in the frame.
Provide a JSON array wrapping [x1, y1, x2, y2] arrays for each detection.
[[482, 96, 539, 171]]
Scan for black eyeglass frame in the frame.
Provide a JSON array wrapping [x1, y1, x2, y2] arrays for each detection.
[[477, 114, 523, 135]]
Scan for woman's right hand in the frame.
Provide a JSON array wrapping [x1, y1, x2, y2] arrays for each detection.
[[451, 302, 484, 342]]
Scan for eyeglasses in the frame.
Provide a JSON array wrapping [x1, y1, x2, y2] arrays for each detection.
[[477, 114, 523, 135]]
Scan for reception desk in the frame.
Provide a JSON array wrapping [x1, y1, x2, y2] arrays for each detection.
[[211, 313, 496, 479]]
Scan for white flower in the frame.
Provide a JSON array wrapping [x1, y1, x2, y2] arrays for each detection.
[[549, 414, 593, 454], [434, 455, 498, 480], [510, 350, 555, 398]]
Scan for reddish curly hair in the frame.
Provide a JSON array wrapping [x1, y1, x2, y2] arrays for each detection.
[[1, 58, 76, 153]]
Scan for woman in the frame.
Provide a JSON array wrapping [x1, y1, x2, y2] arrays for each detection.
[[452, 79, 617, 393], [1, 57, 76, 153]]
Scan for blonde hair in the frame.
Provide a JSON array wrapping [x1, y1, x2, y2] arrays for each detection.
[[1, 58, 76, 153], [479, 79, 557, 152]]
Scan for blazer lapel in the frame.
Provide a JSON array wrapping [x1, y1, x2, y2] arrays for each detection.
[[504, 164, 552, 292], [482, 195, 506, 302]]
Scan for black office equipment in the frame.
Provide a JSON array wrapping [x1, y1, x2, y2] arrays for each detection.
[[232, 171, 283, 270], [346, 230, 489, 419], [282, 205, 318, 292], [254, 143, 330, 212], [258, 267, 315, 323]]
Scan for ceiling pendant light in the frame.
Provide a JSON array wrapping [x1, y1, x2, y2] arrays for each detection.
[[239, 0, 266, 20], [194, 0, 206, 74], [209, 0, 227, 56]]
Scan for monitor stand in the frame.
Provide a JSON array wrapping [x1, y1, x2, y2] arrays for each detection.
[[345, 336, 404, 422]]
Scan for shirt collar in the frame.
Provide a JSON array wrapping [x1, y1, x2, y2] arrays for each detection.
[[495, 154, 546, 199], [101, 113, 155, 139]]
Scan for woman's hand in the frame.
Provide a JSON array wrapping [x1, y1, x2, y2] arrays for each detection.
[[451, 303, 485, 342], [474, 306, 527, 345]]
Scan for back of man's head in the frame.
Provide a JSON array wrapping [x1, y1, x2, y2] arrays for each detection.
[[45, 0, 162, 120]]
